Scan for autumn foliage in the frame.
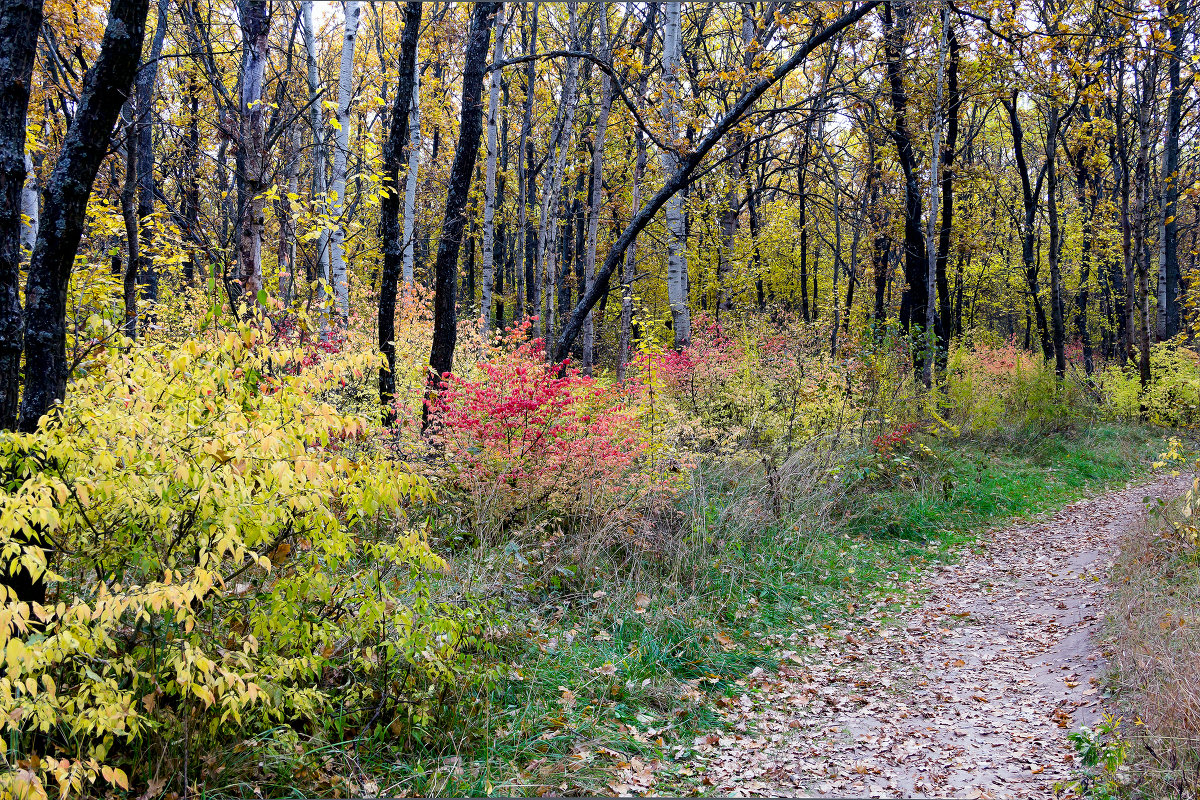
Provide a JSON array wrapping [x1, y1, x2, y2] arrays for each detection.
[[430, 324, 652, 538]]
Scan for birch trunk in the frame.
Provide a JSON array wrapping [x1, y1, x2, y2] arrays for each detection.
[[303, 1, 330, 305], [134, 0, 168, 310], [663, 0, 690, 348], [533, 0, 578, 342], [480, 4, 507, 332], [402, 60, 420, 284], [236, 0, 269, 306], [582, 6, 613, 373], [922, 1, 947, 387], [20, 151, 37, 255], [329, 0, 360, 326], [616, 1, 657, 381]]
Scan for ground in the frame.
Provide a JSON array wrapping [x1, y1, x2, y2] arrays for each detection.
[[693, 474, 1190, 798]]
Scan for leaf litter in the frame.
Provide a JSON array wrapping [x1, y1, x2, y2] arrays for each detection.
[[691, 475, 1190, 798]]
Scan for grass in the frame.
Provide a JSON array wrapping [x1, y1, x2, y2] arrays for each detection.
[[333, 422, 1166, 797], [1105, 462, 1200, 799]]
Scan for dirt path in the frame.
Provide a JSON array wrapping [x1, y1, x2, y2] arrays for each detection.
[[695, 474, 1190, 799]]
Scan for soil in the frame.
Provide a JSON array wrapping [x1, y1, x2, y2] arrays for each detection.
[[695, 474, 1191, 798]]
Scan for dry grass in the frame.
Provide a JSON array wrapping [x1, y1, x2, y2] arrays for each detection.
[[1107, 485, 1200, 798]]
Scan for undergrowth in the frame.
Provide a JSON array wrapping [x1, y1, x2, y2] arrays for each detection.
[[1106, 437, 1200, 800], [345, 423, 1163, 797]]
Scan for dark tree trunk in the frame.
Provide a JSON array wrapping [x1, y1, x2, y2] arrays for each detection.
[[1046, 108, 1066, 378], [182, 67, 201, 286], [20, 0, 150, 433], [423, 1, 499, 427], [1160, 0, 1185, 339], [134, 0, 169, 312], [377, 2, 422, 422], [121, 108, 139, 339], [867, 131, 889, 331], [1071, 109, 1099, 375], [934, 21, 959, 357], [880, 1, 928, 350], [0, 0, 43, 431], [1004, 93, 1052, 362]]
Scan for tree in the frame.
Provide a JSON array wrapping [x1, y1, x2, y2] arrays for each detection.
[[553, 1, 880, 363], [480, 3, 509, 334], [0, 0, 43, 430], [880, 0, 930, 366], [234, 0, 270, 306], [378, 1, 422, 421], [423, 1, 500, 428], [20, 0, 150, 433], [329, 0, 361, 326], [663, 0, 690, 349]]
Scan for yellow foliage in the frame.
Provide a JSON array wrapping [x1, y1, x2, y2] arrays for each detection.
[[0, 320, 469, 797]]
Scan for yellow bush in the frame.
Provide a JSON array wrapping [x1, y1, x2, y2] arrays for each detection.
[[0, 320, 468, 798]]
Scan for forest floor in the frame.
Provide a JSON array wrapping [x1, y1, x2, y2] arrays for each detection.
[[690, 473, 1190, 799]]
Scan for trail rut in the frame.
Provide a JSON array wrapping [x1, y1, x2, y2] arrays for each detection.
[[695, 474, 1190, 798]]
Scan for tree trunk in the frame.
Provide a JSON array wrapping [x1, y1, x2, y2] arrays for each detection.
[[1132, 53, 1157, 391], [235, 0, 270, 307], [1046, 106, 1066, 378], [480, 4, 508, 334], [533, 0, 579, 342], [1004, 93, 1052, 362], [303, 1, 330, 304], [121, 105, 139, 339], [1158, 0, 1185, 340], [934, 18, 959, 359], [553, 1, 878, 362], [402, 61, 421, 285], [582, 6, 612, 373], [423, 1, 499, 427], [19, 0, 149, 433], [134, 0, 169, 312], [0, 0, 43, 430], [377, 1, 421, 421], [616, 1, 657, 380], [922, 2, 948, 387], [516, 1, 537, 321], [181, 65, 201, 285], [880, 0, 928, 362], [20, 152, 38, 255], [327, 0, 360, 326], [663, 0, 690, 348]]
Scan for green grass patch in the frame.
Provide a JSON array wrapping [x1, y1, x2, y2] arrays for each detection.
[[351, 424, 1165, 796]]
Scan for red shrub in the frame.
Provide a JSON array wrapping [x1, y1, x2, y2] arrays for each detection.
[[429, 333, 650, 534]]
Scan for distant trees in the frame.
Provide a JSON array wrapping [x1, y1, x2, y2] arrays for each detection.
[[0, 0, 1193, 431]]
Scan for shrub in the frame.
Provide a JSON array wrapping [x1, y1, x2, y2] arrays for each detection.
[[430, 330, 655, 542], [1098, 343, 1200, 427], [943, 338, 1093, 433], [0, 321, 468, 798]]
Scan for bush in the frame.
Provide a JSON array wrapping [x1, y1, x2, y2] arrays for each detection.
[[943, 338, 1094, 434], [0, 322, 470, 799], [430, 329, 658, 544], [1098, 343, 1200, 427]]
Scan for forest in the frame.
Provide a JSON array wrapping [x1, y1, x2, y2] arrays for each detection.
[[0, 0, 1199, 796]]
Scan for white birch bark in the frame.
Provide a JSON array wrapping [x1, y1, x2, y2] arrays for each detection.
[[401, 60, 421, 285], [329, 0, 361, 326], [20, 151, 37, 254], [663, 0, 690, 348], [922, 1, 948, 387], [582, 7, 612, 372], [480, 4, 508, 331], [303, 1, 331, 306], [533, 0, 579, 341]]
